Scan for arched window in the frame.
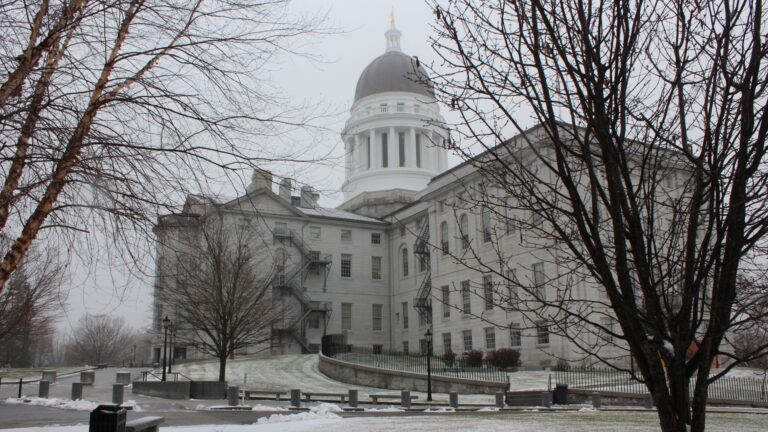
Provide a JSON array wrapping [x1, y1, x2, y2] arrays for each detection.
[[440, 221, 449, 255], [481, 207, 492, 243], [402, 247, 409, 277], [459, 214, 469, 250]]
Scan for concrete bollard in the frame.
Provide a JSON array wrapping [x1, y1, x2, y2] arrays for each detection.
[[80, 371, 95, 386], [290, 389, 301, 408], [592, 392, 601, 409], [41, 370, 57, 383], [348, 389, 358, 408], [495, 392, 505, 408], [227, 386, 240, 407], [644, 393, 653, 409], [112, 384, 125, 405], [38, 380, 50, 398], [541, 392, 551, 408], [401, 390, 411, 409], [115, 371, 131, 385], [449, 391, 459, 408], [71, 382, 83, 400]]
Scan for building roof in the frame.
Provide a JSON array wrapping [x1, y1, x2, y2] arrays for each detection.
[[354, 51, 435, 102], [298, 206, 385, 224]]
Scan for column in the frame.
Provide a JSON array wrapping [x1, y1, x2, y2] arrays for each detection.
[[344, 138, 351, 178], [389, 127, 397, 169], [409, 127, 418, 168], [370, 129, 380, 169]]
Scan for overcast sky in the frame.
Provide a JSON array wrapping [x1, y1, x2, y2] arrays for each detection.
[[60, 0, 451, 334]]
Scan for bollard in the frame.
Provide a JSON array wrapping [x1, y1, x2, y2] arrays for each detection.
[[348, 389, 358, 408], [495, 392, 505, 408], [592, 392, 601, 409], [644, 393, 653, 409], [42, 370, 57, 383], [71, 382, 83, 400], [115, 371, 131, 385], [80, 371, 95, 386], [227, 386, 240, 407], [38, 380, 50, 398], [290, 389, 301, 408], [112, 384, 124, 405], [541, 391, 551, 408], [449, 391, 459, 409], [401, 390, 411, 409], [17, 378, 22, 398]]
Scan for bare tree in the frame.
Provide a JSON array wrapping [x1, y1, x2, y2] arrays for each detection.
[[157, 212, 278, 382], [0, 243, 66, 366], [428, 1, 768, 431], [68, 314, 133, 365], [0, 1, 329, 298]]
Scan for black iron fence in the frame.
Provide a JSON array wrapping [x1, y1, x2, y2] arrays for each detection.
[[323, 342, 509, 385], [554, 366, 768, 402]]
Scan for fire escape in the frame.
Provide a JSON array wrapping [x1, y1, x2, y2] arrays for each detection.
[[273, 229, 332, 353], [413, 220, 432, 325]]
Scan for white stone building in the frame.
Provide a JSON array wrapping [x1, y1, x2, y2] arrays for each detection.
[[152, 23, 625, 368]]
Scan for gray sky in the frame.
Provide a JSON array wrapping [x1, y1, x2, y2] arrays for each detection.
[[60, 0, 448, 334]]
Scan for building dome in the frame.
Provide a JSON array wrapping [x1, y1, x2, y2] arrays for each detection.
[[354, 51, 435, 102]]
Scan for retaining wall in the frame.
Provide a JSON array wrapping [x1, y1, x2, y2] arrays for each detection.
[[131, 381, 191, 399], [319, 353, 507, 394]]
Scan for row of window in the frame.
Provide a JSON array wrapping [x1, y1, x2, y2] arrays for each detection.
[[305, 225, 383, 244], [308, 303, 386, 332], [340, 254, 383, 280]]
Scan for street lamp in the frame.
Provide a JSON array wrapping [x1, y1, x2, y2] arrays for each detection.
[[425, 328, 433, 402], [162, 316, 170, 382], [168, 322, 175, 375]]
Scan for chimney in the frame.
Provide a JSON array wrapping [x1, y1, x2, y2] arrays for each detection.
[[247, 169, 272, 193], [279, 178, 292, 202], [300, 186, 317, 208]]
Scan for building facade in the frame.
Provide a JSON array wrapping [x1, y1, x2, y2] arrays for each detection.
[[152, 23, 625, 368]]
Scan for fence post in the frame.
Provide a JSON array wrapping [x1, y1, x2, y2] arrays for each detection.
[[17, 378, 22, 398], [290, 389, 301, 408], [449, 391, 458, 408], [71, 383, 83, 400], [495, 392, 504, 408], [227, 386, 239, 407], [592, 392, 601, 409], [644, 393, 653, 409], [38, 380, 50, 398], [541, 391, 551, 408], [112, 384, 124, 405], [348, 389, 358, 408], [401, 390, 411, 408]]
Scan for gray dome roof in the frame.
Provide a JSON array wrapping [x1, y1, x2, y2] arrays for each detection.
[[354, 51, 435, 102]]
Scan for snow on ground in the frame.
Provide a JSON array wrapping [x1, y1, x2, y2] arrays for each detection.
[[2, 411, 768, 432], [3, 397, 141, 412]]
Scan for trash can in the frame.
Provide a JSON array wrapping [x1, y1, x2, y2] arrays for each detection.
[[89, 404, 126, 432], [553, 384, 568, 405]]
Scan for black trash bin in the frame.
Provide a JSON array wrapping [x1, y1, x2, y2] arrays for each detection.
[[89, 404, 126, 432], [553, 384, 569, 405]]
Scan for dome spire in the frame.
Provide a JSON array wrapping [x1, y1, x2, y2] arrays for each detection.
[[385, 8, 401, 52]]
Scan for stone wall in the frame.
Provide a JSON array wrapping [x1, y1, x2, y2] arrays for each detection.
[[132, 381, 191, 399], [319, 353, 507, 394]]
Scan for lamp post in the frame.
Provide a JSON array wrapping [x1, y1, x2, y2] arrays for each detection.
[[168, 322, 175, 375], [162, 316, 170, 382], [425, 328, 433, 402]]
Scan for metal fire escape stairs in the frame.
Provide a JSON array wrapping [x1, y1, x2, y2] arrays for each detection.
[[413, 221, 432, 325], [273, 229, 332, 353]]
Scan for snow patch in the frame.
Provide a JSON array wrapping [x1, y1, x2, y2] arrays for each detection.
[[478, 406, 499, 412], [364, 406, 404, 412], [256, 411, 342, 424], [309, 403, 343, 414], [4, 397, 99, 412], [423, 407, 455, 413]]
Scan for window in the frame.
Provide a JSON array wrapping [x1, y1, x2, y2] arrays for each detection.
[[402, 302, 409, 329], [371, 232, 381, 244], [459, 214, 469, 249], [482, 207, 492, 242], [341, 229, 352, 242], [419, 339, 428, 354], [341, 254, 352, 278], [308, 313, 321, 329], [402, 341, 409, 354], [600, 317, 615, 342], [418, 311, 428, 327], [372, 304, 383, 331], [380, 103, 388, 113], [462, 330, 473, 352], [665, 171, 677, 188], [505, 196, 516, 234], [483, 275, 494, 310], [372, 256, 382, 280], [461, 280, 471, 314], [309, 226, 321, 240], [415, 134, 422, 168], [399, 132, 406, 167], [418, 254, 427, 272], [533, 262, 546, 300], [274, 222, 287, 235], [399, 225, 406, 237], [442, 333, 452, 353], [438, 200, 446, 213], [440, 221, 450, 255], [506, 269, 518, 305], [373, 344, 383, 354], [485, 327, 496, 350], [341, 303, 352, 331], [531, 210, 543, 226], [441, 286, 450, 318], [381, 133, 388, 167], [401, 248, 409, 277], [396, 102, 405, 112], [537, 322, 550, 345], [510, 323, 522, 347]]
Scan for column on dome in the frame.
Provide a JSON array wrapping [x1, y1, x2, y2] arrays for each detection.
[[409, 127, 418, 168], [389, 127, 397, 168], [370, 129, 380, 169], [353, 134, 362, 173], [345, 138, 351, 178], [429, 131, 439, 172]]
